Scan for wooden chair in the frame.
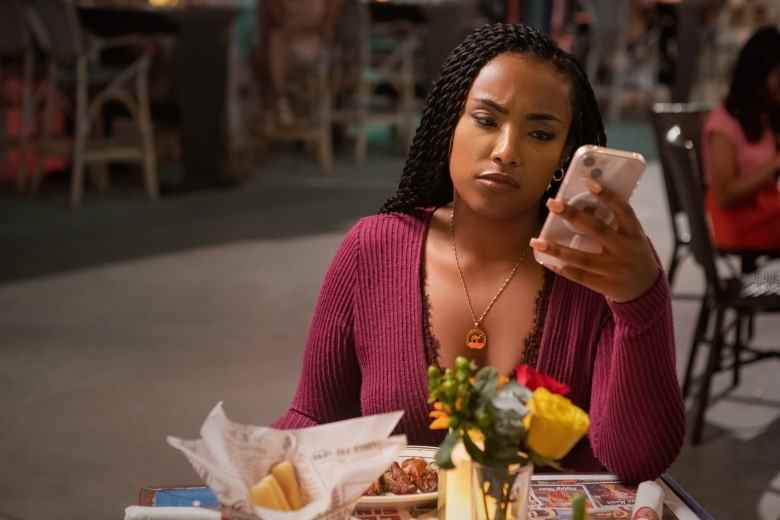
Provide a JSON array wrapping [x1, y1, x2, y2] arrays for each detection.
[[253, 2, 340, 176], [335, 1, 420, 163], [0, 0, 36, 193], [25, 0, 157, 206], [663, 127, 780, 445], [256, 53, 334, 176]]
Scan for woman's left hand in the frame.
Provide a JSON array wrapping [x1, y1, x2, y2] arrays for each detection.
[[529, 179, 660, 302]]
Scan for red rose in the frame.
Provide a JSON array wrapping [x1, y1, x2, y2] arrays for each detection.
[[515, 365, 571, 395]]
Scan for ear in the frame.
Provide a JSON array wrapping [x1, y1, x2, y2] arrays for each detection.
[[559, 147, 574, 169]]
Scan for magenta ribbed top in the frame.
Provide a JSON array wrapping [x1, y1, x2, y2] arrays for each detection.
[[273, 211, 685, 483]]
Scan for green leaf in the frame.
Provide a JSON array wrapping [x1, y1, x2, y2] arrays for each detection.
[[494, 382, 531, 411], [492, 409, 524, 438], [435, 429, 460, 470], [462, 429, 487, 465], [571, 494, 587, 520], [473, 367, 499, 401]]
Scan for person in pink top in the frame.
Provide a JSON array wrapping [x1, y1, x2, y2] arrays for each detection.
[[702, 26, 780, 251], [275, 23, 685, 483]]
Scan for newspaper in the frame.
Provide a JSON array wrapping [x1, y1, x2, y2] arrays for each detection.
[[167, 403, 407, 520]]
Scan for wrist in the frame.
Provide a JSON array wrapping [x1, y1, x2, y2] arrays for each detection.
[[608, 265, 660, 304]]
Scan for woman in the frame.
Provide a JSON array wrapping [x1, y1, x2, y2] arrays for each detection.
[[274, 23, 684, 483], [702, 26, 780, 251]]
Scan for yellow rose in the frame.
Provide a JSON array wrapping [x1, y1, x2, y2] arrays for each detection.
[[523, 387, 589, 460]]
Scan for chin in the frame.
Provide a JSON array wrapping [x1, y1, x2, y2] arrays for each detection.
[[459, 190, 537, 222]]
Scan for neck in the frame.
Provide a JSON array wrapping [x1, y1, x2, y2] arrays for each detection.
[[449, 197, 541, 266]]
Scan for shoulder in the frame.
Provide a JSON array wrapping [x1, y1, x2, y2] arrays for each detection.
[[350, 211, 432, 248], [704, 104, 744, 144]]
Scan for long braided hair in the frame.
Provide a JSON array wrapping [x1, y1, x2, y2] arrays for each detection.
[[379, 23, 606, 216]]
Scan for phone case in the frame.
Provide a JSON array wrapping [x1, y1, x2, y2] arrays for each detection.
[[533, 145, 646, 269]]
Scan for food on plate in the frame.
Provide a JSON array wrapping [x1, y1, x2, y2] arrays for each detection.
[[401, 458, 437, 493], [251, 461, 307, 511], [384, 462, 418, 494], [363, 456, 438, 496]]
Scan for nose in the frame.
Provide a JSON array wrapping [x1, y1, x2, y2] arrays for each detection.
[[490, 126, 519, 168]]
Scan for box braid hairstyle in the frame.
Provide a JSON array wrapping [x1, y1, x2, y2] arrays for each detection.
[[379, 23, 606, 217]]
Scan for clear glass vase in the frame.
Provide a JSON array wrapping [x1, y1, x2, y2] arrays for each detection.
[[470, 462, 533, 520]]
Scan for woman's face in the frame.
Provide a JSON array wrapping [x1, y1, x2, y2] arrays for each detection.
[[449, 52, 573, 221]]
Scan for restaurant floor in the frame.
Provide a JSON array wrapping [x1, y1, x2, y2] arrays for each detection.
[[1, 122, 778, 519]]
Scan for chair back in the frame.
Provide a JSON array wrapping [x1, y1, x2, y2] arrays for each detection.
[[25, 0, 85, 63], [0, 0, 31, 56], [650, 103, 710, 220], [663, 126, 725, 297]]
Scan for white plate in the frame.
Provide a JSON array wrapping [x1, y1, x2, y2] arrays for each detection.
[[356, 445, 439, 509]]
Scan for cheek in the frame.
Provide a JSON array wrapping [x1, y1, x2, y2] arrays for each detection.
[[526, 145, 565, 183], [449, 119, 483, 175]]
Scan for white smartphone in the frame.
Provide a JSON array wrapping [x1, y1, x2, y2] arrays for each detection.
[[533, 145, 646, 269]]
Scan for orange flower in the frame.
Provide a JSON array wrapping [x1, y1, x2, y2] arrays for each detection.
[[429, 402, 451, 430]]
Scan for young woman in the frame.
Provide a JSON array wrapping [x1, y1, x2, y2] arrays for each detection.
[[702, 26, 780, 251], [274, 23, 684, 483]]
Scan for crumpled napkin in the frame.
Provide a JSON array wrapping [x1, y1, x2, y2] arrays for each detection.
[[167, 403, 406, 519]]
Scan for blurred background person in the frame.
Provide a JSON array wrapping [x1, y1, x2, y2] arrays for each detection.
[[701, 25, 780, 251], [262, 0, 343, 127]]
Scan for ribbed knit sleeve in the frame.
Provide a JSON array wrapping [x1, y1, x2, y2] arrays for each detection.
[[272, 220, 364, 429], [589, 270, 685, 483]]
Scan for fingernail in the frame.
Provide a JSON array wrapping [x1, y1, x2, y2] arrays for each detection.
[[546, 198, 564, 213], [529, 238, 547, 251], [586, 179, 602, 193]]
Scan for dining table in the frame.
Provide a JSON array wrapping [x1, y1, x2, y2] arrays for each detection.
[[75, 0, 244, 195], [134, 472, 713, 520]]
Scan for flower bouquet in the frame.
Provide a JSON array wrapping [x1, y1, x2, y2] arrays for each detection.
[[428, 357, 590, 520]]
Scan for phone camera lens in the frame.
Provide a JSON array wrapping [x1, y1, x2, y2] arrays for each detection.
[[590, 168, 603, 179], [583, 156, 596, 167]]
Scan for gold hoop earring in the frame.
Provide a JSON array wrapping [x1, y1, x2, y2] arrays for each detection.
[[552, 168, 565, 182]]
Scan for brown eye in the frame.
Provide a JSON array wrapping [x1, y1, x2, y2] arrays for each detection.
[[472, 115, 496, 128], [529, 130, 554, 142]]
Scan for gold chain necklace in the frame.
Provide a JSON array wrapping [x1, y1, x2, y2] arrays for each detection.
[[449, 205, 525, 350]]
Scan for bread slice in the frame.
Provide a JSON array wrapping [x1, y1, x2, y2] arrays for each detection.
[[250, 473, 291, 511], [271, 461, 305, 510]]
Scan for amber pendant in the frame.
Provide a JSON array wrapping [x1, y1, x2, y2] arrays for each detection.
[[466, 327, 487, 350]]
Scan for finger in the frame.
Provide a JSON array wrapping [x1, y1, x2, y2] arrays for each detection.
[[529, 238, 615, 277], [546, 198, 615, 245], [584, 180, 642, 235], [548, 261, 608, 291]]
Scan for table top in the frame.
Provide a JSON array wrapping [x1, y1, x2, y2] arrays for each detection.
[[138, 472, 713, 520]]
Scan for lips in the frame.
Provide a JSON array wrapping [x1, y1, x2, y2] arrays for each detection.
[[476, 172, 521, 189]]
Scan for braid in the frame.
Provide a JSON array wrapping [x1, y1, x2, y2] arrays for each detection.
[[379, 23, 606, 216]]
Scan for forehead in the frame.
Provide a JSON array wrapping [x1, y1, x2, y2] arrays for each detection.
[[466, 53, 572, 118]]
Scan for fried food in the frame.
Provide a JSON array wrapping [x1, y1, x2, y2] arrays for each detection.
[[251, 474, 291, 511], [363, 456, 438, 496], [252, 461, 307, 511]]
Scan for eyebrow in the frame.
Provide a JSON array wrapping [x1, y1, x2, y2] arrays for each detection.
[[473, 97, 563, 123]]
